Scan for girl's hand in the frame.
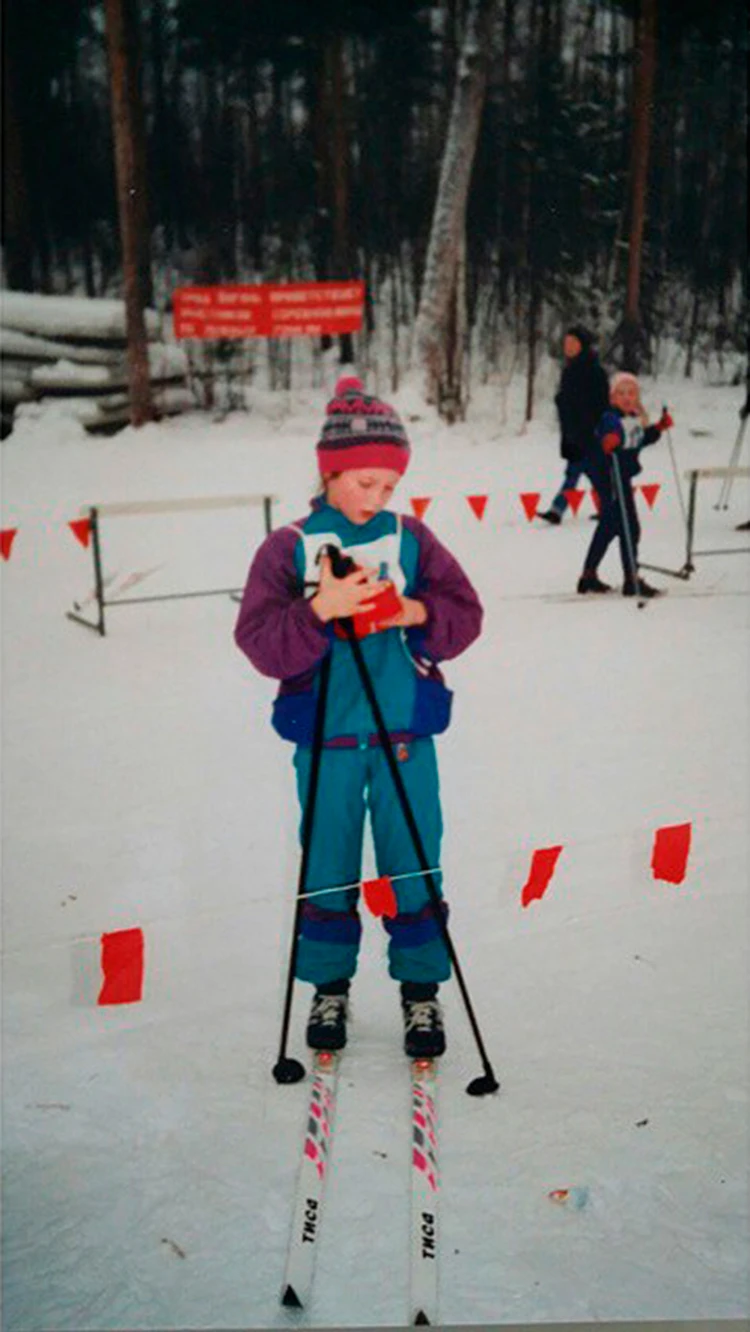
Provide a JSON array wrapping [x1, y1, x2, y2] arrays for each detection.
[[310, 554, 387, 623], [377, 596, 428, 630]]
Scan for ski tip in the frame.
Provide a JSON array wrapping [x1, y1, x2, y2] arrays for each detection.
[[413, 1311, 431, 1325], [281, 1283, 303, 1309]]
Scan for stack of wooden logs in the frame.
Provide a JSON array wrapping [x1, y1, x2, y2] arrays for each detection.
[[0, 291, 194, 437]]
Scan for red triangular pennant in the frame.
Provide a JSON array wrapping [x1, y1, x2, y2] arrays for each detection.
[[590, 488, 602, 514], [650, 823, 692, 885], [98, 927, 145, 1005], [1, 528, 18, 561], [563, 488, 585, 515], [69, 518, 91, 549], [520, 493, 540, 522], [467, 495, 488, 521], [639, 483, 660, 509], [362, 876, 398, 919], [410, 497, 432, 521], [521, 846, 563, 907]]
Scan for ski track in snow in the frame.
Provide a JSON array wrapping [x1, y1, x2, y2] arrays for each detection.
[[1, 373, 749, 1328]]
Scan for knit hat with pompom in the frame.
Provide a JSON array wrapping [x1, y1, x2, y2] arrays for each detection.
[[316, 375, 411, 476]]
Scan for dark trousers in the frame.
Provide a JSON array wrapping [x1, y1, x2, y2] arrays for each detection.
[[582, 459, 640, 579]]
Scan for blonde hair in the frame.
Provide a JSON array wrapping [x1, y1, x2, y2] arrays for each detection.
[[610, 371, 640, 396]]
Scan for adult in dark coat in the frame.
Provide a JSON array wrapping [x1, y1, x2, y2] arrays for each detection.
[[538, 324, 611, 525]]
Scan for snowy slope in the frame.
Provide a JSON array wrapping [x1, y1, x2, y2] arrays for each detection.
[[1, 372, 748, 1330]]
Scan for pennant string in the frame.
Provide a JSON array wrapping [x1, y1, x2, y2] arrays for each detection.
[[298, 866, 443, 902]]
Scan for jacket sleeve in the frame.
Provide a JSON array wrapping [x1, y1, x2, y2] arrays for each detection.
[[234, 527, 331, 680], [402, 517, 483, 662], [638, 423, 661, 449], [596, 409, 624, 451]]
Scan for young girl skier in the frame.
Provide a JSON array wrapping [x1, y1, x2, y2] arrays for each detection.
[[234, 376, 483, 1060], [577, 370, 673, 597]]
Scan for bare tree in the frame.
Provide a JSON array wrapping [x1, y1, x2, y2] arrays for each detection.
[[413, 0, 499, 415], [1, 45, 35, 291], [104, 0, 153, 427], [622, 0, 657, 371]]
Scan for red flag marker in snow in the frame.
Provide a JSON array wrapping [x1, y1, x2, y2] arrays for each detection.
[[639, 483, 660, 510], [563, 488, 585, 515], [590, 489, 602, 514], [521, 846, 563, 907], [69, 518, 91, 549], [520, 493, 540, 521], [362, 876, 398, 918], [650, 823, 692, 885], [1, 528, 18, 561], [98, 928, 145, 1005], [467, 495, 488, 521], [410, 497, 432, 521]]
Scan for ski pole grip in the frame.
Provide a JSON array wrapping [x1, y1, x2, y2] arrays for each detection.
[[320, 543, 357, 578]]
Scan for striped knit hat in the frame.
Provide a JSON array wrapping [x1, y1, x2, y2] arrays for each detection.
[[316, 376, 411, 476]]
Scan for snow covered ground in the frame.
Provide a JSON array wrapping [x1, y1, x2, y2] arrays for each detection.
[[1, 368, 749, 1330]]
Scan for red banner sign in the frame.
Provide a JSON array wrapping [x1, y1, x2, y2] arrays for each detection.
[[173, 281, 365, 340]]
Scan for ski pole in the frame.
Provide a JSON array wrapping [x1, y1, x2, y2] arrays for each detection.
[[272, 650, 333, 1085], [715, 412, 748, 510], [662, 404, 688, 534], [339, 616, 499, 1098], [610, 450, 646, 609]]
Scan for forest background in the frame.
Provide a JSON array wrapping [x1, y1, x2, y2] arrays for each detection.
[[1, 0, 748, 420]]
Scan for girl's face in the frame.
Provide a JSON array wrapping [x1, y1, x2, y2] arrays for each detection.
[[325, 468, 401, 525], [611, 379, 640, 415]]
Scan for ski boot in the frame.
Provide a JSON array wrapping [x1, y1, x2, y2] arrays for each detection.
[[622, 576, 662, 598], [537, 508, 562, 525], [577, 570, 612, 594], [401, 983, 446, 1059], [306, 983, 349, 1051]]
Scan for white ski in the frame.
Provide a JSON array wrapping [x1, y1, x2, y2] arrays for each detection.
[[280, 1049, 341, 1310], [409, 1058, 440, 1326]]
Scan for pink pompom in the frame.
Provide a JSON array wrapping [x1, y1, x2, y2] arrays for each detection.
[[334, 375, 364, 396]]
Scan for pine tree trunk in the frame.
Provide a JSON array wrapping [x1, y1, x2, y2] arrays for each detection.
[[413, 0, 499, 409], [1, 47, 35, 290], [328, 32, 354, 364], [623, 0, 657, 371], [104, 0, 154, 427]]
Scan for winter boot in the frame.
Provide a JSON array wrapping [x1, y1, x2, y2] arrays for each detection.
[[306, 981, 350, 1051], [577, 570, 612, 594], [401, 982, 446, 1059], [537, 508, 562, 525], [622, 576, 662, 598]]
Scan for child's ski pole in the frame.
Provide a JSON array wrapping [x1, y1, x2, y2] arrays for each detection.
[[335, 609, 499, 1097], [662, 404, 688, 533], [272, 650, 333, 1085], [715, 412, 749, 510], [611, 451, 646, 609]]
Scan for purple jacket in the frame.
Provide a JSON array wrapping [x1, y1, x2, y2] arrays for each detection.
[[234, 506, 483, 745]]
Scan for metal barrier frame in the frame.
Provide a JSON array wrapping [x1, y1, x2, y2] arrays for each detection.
[[66, 493, 276, 636]]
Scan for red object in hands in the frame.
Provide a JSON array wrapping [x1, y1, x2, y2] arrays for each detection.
[[98, 928, 145, 1005], [658, 410, 674, 432], [651, 823, 692, 885], [362, 875, 398, 918], [334, 580, 403, 638], [602, 430, 621, 455]]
